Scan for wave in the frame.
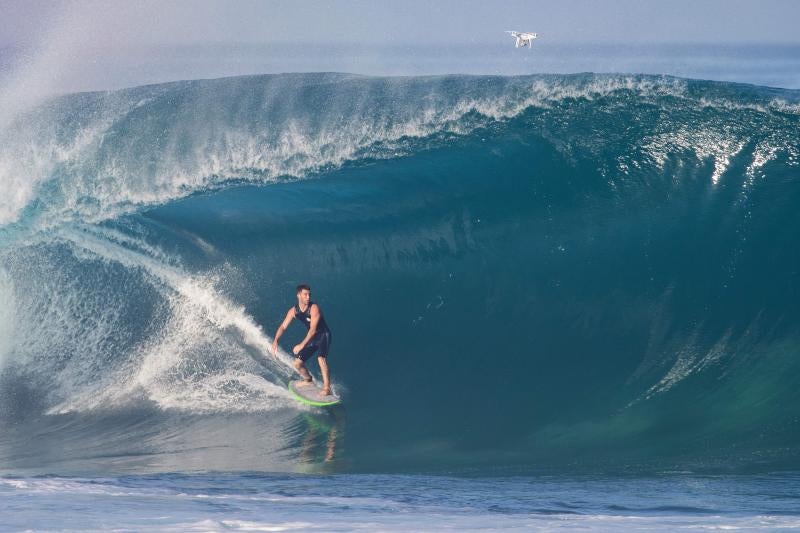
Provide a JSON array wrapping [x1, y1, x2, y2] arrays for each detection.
[[1, 72, 799, 473], [6, 72, 796, 231]]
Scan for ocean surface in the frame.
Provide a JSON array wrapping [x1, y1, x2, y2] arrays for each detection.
[[3, 473, 800, 531], [1, 71, 799, 529]]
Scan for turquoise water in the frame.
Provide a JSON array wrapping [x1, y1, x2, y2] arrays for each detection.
[[0, 72, 799, 528]]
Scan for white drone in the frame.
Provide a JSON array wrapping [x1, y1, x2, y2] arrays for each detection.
[[506, 30, 538, 49]]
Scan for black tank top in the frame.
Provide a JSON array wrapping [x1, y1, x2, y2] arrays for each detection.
[[294, 302, 330, 335]]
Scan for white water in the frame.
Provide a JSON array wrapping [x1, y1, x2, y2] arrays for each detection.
[[3, 474, 800, 532], [0, 267, 14, 369], [1, 222, 313, 415]]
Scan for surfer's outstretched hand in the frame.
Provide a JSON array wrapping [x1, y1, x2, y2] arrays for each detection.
[[271, 341, 279, 358]]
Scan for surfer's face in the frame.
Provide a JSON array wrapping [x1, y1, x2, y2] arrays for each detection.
[[297, 289, 311, 306]]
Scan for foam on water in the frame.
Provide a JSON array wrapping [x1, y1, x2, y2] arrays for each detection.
[[3, 474, 800, 532], [2, 223, 306, 416], [0, 267, 13, 370]]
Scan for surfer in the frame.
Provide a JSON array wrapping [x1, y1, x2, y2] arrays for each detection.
[[272, 284, 333, 396]]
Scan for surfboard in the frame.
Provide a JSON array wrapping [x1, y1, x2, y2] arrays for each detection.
[[288, 380, 341, 407]]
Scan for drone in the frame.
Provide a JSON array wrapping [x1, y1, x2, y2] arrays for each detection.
[[506, 31, 538, 49]]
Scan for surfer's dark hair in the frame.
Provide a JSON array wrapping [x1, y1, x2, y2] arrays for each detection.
[[296, 284, 311, 293]]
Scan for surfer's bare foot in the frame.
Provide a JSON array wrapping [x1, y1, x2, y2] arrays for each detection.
[[297, 379, 314, 388], [321, 388, 332, 396]]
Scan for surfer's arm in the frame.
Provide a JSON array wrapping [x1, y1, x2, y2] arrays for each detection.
[[271, 308, 294, 355], [297, 304, 320, 349]]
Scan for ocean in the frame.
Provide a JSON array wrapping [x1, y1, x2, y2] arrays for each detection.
[[1, 69, 799, 530]]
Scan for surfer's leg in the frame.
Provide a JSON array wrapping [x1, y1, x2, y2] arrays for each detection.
[[318, 355, 331, 395], [317, 331, 332, 395], [293, 342, 318, 386], [293, 357, 314, 385]]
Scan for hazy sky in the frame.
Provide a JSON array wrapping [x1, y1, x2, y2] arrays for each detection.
[[1, 0, 799, 47], [1, 0, 799, 96]]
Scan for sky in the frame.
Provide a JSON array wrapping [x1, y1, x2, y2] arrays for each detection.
[[1, 0, 799, 47], [0, 0, 799, 96]]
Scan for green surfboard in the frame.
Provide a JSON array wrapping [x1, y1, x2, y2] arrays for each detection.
[[288, 380, 342, 407]]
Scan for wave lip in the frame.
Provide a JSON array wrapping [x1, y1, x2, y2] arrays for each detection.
[[0, 72, 734, 232]]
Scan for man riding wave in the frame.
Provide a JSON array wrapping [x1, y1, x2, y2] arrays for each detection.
[[272, 284, 333, 396]]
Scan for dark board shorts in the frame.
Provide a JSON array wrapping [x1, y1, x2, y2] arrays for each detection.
[[295, 330, 331, 363]]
